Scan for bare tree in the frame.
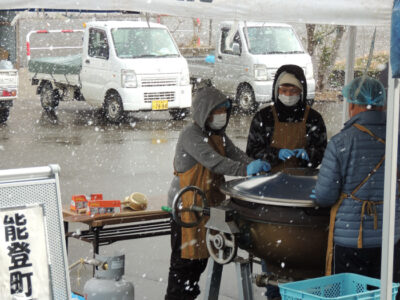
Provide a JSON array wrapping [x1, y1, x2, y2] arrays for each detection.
[[189, 18, 202, 47], [168, 17, 185, 34], [306, 24, 316, 56], [306, 24, 346, 91]]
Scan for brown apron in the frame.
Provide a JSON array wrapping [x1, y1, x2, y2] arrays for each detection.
[[270, 105, 310, 172], [325, 123, 386, 275], [176, 135, 226, 259]]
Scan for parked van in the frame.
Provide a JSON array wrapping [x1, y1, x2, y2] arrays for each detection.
[[187, 21, 315, 113]]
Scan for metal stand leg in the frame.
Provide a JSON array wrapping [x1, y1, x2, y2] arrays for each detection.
[[63, 221, 69, 254], [204, 259, 223, 300], [92, 227, 100, 255], [235, 257, 254, 300], [204, 257, 254, 300], [92, 227, 100, 277]]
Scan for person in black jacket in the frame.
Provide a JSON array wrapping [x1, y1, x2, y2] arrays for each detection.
[[246, 64, 327, 300], [246, 64, 327, 172]]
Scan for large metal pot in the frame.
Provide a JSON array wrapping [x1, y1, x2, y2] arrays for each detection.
[[220, 168, 330, 279]]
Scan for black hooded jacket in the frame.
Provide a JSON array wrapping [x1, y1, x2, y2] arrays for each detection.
[[246, 64, 327, 168]]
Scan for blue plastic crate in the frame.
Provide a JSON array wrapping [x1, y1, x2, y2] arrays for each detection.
[[71, 292, 85, 300], [279, 273, 399, 300]]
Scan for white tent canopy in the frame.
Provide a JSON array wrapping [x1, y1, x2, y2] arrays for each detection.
[[3, 1, 399, 300], [4, 0, 394, 26]]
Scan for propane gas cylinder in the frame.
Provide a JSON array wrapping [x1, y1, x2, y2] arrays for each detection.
[[84, 254, 134, 300]]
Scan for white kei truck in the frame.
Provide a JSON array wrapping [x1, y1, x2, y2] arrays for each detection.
[[27, 21, 192, 122], [187, 21, 315, 113], [0, 60, 18, 123]]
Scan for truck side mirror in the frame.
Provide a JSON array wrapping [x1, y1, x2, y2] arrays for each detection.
[[232, 43, 241, 55]]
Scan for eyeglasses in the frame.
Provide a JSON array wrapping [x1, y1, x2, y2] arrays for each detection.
[[278, 86, 301, 95], [212, 107, 227, 114]]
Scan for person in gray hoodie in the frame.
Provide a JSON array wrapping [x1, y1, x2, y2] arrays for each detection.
[[165, 86, 270, 300]]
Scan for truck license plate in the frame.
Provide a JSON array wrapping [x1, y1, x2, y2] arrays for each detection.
[[152, 100, 168, 110]]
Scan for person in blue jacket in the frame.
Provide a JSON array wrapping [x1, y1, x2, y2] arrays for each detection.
[[314, 76, 400, 288]]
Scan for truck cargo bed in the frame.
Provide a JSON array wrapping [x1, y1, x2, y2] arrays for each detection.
[[28, 54, 82, 75], [186, 56, 215, 80]]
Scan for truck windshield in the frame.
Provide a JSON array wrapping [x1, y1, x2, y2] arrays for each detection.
[[111, 28, 180, 58], [246, 26, 304, 55]]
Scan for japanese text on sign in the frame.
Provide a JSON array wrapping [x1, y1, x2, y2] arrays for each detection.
[[0, 205, 51, 299], [4, 213, 33, 296]]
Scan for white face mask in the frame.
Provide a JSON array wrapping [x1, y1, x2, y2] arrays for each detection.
[[279, 94, 300, 106], [209, 113, 227, 130]]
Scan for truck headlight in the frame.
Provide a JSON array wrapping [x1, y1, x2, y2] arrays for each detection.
[[305, 62, 314, 80], [254, 64, 268, 81], [266, 68, 277, 81], [180, 71, 190, 86], [121, 70, 137, 88]]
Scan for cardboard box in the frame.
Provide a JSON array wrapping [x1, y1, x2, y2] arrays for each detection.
[[70, 195, 88, 212], [86, 200, 121, 215], [90, 194, 103, 200]]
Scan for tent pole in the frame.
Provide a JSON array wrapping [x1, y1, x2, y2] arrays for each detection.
[[380, 65, 399, 299], [343, 26, 356, 124]]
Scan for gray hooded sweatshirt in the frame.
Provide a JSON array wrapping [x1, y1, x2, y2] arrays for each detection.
[[167, 87, 252, 207]]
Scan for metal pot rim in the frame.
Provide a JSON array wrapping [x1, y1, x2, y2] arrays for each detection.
[[220, 169, 318, 208]]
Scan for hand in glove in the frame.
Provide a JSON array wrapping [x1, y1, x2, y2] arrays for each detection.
[[247, 159, 271, 176], [309, 189, 316, 200], [294, 149, 309, 161], [278, 149, 295, 161]]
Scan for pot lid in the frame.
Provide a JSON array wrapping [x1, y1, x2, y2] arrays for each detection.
[[220, 168, 318, 207]]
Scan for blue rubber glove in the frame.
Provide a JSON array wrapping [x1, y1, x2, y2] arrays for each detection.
[[309, 189, 316, 200], [247, 159, 271, 176], [278, 149, 295, 161], [294, 149, 310, 161]]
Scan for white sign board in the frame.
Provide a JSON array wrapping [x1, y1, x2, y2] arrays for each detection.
[[0, 205, 51, 299]]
